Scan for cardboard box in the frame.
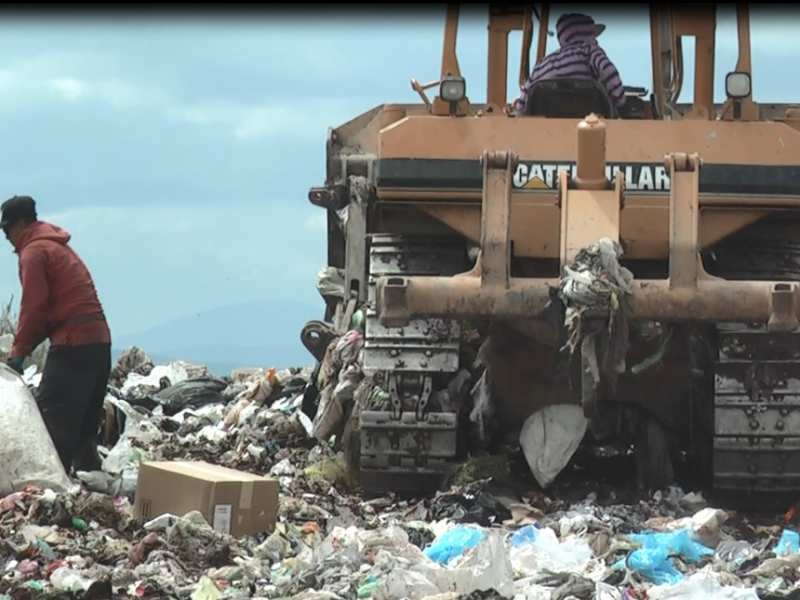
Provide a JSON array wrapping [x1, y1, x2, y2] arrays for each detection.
[[133, 461, 279, 537]]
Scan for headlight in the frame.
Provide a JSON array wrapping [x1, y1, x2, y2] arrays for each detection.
[[440, 75, 466, 103], [725, 72, 751, 99]]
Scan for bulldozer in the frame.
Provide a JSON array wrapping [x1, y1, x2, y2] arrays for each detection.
[[301, 3, 800, 496]]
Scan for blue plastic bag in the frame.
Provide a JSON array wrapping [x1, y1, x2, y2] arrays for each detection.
[[774, 529, 800, 556], [424, 526, 486, 565], [628, 530, 715, 563], [623, 545, 681, 585], [614, 530, 715, 585], [510, 523, 543, 548]]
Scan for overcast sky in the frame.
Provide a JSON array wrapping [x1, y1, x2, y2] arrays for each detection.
[[0, 4, 797, 338]]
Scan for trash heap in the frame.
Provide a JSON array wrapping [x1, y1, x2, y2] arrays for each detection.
[[0, 344, 798, 599]]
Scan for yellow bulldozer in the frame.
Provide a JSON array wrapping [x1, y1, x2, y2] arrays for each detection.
[[302, 4, 800, 496]]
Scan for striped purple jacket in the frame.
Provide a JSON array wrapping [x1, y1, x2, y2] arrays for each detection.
[[514, 13, 626, 114]]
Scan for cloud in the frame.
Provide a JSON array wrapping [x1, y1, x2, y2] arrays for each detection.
[[0, 52, 98, 108], [50, 76, 166, 110], [0, 201, 327, 336], [165, 99, 353, 141], [49, 77, 86, 102], [0, 49, 352, 141]]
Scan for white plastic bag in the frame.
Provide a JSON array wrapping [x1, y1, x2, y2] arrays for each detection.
[[373, 569, 440, 600], [648, 569, 759, 600], [519, 404, 588, 488], [595, 582, 623, 600], [509, 526, 596, 577], [103, 397, 162, 458], [120, 362, 189, 397], [0, 363, 73, 494], [0, 333, 13, 354], [316, 266, 346, 299], [422, 531, 516, 598]]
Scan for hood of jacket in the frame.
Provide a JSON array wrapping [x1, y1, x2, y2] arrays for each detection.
[[15, 221, 72, 253], [556, 13, 597, 47]]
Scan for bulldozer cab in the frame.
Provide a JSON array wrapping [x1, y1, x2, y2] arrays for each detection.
[[417, 4, 759, 123]]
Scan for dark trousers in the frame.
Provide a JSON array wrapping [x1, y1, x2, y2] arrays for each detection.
[[35, 343, 112, 474]]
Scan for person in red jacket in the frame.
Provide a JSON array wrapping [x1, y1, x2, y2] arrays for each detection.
[[1, 195, 112, 474]]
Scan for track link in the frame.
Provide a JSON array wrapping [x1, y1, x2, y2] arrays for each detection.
[[358, 233, 469, 494]]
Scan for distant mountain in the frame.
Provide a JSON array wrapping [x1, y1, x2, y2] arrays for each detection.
[[112, 298, 324, 377]]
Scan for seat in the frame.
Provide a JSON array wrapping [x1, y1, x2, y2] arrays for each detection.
[[524, 78, 617, 119]]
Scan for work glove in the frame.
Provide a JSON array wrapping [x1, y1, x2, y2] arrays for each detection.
[[6, 356, 24, 375]]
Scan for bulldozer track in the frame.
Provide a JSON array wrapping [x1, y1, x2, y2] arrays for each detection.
[[710, 224, 800, 493], [713, 323, 800, 492], [358, 233, 469, 494], [362, 234, 467, 375]]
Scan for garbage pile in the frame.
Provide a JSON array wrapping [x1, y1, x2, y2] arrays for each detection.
[[0, 343, 798, 599]]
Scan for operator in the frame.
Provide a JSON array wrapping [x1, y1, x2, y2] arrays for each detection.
[[513, 12, 627, 115], [1, 195, 112, 475]]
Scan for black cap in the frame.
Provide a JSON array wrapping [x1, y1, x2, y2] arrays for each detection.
[[0, 196, 37, 229]]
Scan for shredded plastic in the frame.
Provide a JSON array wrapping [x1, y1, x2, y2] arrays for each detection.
[[557, 237, 634, 390]]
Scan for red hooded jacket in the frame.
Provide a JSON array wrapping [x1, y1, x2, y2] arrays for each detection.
[[10, 221, 111, 359]]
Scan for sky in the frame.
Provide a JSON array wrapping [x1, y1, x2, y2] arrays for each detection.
[[0, 4, 798, 341]]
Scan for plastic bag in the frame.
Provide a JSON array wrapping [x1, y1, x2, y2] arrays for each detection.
[[596, 582, 623, 600], [424, 526, 486, 565], [0, 333, 13, 354], [102, 397, 163, 496], [519, 404, 588, 489], [422, 530, 516, 598], [469, 339, 494, 443], [624, 544, 681, 585], [715, 540, 752, 565], [372, 569, 439, 600], [316, 266, 346, 300], [510, 523, 543, 548], [648, 569, 759, 600], [774, 529, 799, 556], [652, 507, 730, 548], [629, 530, 715, 563], [513, 578, 557, 600], [0, 363, 74, 494], [313, 525, 410, 564], [620, 530, 714, 585], [509, 524, 596, 577], [428, 479, 511, 527], [151, 377, 228, 416], [121, 362, 189, 397], [191, 576, 223, 600]]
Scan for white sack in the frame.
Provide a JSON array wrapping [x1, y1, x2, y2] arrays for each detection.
[[0, 363, 73, 494], [520, 404, 588, 489]]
